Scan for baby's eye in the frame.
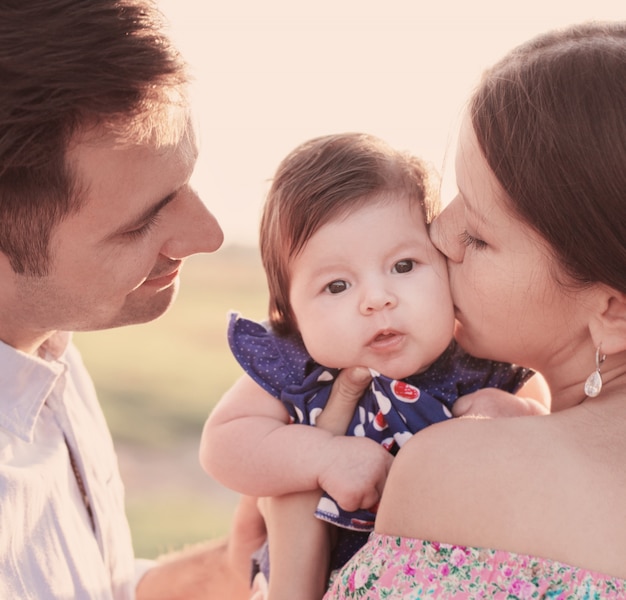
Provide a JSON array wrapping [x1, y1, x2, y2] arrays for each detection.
[[392, 259, 415, 274], [325, 280, 349, 294]]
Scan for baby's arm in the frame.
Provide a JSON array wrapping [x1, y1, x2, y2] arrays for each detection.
[[256, 367, 372, 600], [200, 371, 392, 508], [452, 373, 550, 418]]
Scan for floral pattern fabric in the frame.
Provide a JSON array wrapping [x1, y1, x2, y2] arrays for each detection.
[[324, 534, 626, 599]]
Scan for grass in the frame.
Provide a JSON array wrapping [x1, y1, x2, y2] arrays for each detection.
[[125, 493, 235, 557], [74, 245, 269, 558]]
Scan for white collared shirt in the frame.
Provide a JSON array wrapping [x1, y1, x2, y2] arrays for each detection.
[[0, 333, 149, 599]]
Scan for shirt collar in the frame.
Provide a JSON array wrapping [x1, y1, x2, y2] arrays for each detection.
[[0, 332, 71, 443]]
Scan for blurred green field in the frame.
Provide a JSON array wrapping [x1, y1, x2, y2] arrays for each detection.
[[74, 245, 269, 558]]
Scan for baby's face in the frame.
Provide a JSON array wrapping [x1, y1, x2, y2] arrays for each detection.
[[289, 194, 455, 379]]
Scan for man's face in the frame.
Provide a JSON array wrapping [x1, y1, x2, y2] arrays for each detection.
[[7, 125, 223, 351]]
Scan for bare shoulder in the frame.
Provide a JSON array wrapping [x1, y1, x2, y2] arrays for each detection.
[[375, 415, 542, 543], [375, 408, 626, 576]]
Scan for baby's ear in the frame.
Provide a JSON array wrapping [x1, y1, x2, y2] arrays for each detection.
[[589, 289, 626, 355]]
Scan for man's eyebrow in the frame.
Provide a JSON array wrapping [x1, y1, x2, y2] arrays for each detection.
[[111, 191, 178, 237]]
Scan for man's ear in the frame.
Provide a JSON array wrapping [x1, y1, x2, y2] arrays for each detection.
[[589, 289, 626, 355]]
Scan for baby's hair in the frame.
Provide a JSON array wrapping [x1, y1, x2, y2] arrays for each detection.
[[260, 132, 440, 336]]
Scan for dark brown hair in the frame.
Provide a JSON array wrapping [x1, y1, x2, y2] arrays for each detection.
[[0, 0, 188, 275], [260, 132, 439, 336], [470, 21, 626, 293]]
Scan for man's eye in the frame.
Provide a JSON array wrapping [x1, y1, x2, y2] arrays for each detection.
[[124, 214, 161, 240], [325, 280, 349, 294], [392, 259, 415, 274]]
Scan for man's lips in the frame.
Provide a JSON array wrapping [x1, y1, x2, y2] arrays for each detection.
[[142, 262, 182, 287]]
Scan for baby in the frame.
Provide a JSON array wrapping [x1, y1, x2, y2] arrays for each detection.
[[201, 133, 533, 598]]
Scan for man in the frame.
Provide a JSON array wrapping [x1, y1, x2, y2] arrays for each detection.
[[0, 0, 266, 597], [0, 2, 368, 596]]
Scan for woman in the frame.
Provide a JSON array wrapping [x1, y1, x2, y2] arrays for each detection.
[[324, 21, 626, 598]]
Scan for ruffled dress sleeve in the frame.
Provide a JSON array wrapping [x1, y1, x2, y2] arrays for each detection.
[[227, 312, 336, 424], [227, 312, 311, 397], [404, 340, 533, 410]]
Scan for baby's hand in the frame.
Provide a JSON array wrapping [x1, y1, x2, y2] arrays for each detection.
[[452, 387, 549, 419], [317, 435, 393, 512]]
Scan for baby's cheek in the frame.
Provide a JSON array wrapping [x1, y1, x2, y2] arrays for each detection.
[[307, 334, 352, 370]]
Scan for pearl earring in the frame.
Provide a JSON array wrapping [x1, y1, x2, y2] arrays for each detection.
[[584, 345, 606, 398]]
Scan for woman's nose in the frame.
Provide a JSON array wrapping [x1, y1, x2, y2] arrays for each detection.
[[430, 199, 465, 263]]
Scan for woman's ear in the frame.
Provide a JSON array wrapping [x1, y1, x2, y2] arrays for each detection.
[[589, 289, 626, 355]]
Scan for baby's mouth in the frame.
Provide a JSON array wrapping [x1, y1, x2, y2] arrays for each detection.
[[374, 331, 396, 342], [368, 329, 403, 349]]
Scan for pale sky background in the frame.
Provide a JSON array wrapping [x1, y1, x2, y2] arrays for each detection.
[[159, 1, 623, 248]]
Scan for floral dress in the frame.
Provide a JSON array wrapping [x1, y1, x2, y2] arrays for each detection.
[[324, 534, 626, 599], [229, 313, 533, 571]]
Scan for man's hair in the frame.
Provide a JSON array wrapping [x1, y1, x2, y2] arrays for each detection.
[[260, 132, 440, 336], [471, 21, 626, 294], [0, 0, 188, 275]]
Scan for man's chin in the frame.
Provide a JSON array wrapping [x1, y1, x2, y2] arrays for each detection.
[[100, 285, 178, 330]]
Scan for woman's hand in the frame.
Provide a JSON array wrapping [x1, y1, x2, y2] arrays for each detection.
[[452, 387, 549, 418]]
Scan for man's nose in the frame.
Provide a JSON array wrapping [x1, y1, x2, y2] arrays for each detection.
[[161, 192, 224, 259]]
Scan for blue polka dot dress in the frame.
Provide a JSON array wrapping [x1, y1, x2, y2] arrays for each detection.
[[228, 313, 533, 571]]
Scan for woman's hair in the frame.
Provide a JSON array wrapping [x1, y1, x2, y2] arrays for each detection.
[[260, 132, 439, 336], [0, 0, 188, 276], [470, 21, 626, 294]]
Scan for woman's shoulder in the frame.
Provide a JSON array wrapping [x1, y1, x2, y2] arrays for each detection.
[[375, 415, 551, 543], [390, 413, 537, 484], [375, 412, 626, 578]]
